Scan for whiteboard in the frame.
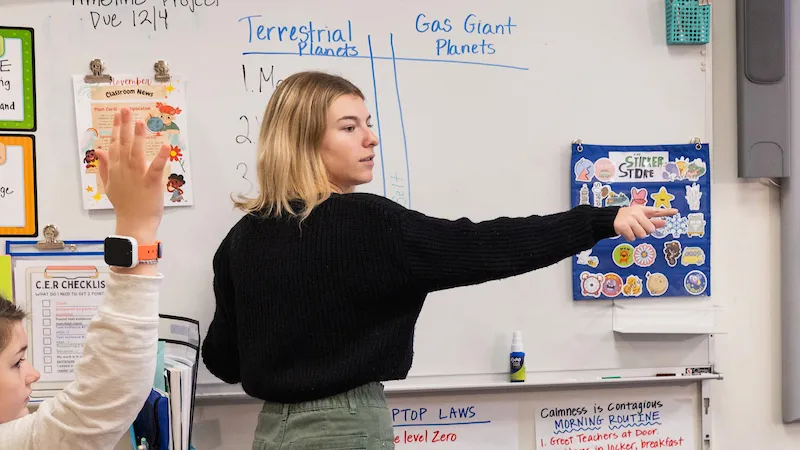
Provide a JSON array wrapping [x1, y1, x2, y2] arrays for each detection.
[[0, 0, 714, 388]]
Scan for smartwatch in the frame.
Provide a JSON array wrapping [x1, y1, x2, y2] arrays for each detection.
[[104, 236, 162, 268]]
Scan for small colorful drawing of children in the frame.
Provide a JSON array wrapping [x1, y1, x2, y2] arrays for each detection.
[[156, 102, 182, 134], [84, 149, 99, 172], [166, 173, 186, 202]]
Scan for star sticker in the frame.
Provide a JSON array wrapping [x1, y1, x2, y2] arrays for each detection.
[[92, 192, 103, 202], [165, 84, 175, 94], [85, 186, 93, 192], [650, 186, 675, 209]]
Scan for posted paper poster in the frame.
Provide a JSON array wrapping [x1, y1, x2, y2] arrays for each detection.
[[534, 394, 694, 450], [0, 255, 11, 301], [570, 143, 711, 300], [72, 74, 194, 209], [389, 398, 518, 449], [13, 260, 109, 383], [0, 135, 38, 237], [0, 27, 36, 131]]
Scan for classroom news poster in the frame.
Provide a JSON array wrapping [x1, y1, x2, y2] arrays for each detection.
[[72, 74, 194, 210], [570, 143, 710, 300]]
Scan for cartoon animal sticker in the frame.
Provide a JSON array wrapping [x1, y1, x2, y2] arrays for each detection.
[[612, 243, 635, 268], [646, 272, 669, 296], [579, 184, 590, 206], [576, 249, 599, 268], [663, 161, 680, 181], [622, 275, 643, 297], [574, 158, 595, 181], [580, 272, 604, 298], [594, 158, 616, 182], [685, 183, 702, 211], [685, 158, 707, 181], [681, 247, 706, 266], [684, 270, 708, 295], [605, 190, 630, 207], [602, 273, 623, 298], [630, 187, 648, 207], [686, 213, 706, 237], [633, 243, 656, 267], [650, 186, 675, 209], [663, 241, 682, 267]]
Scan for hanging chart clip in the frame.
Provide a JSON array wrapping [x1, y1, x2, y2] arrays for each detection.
[[573, 139, 584, 152], [35, 224, 67, 250], [691, 137, 702, 150], [84, 58, 112, 84], [154, 60, 171, 83]]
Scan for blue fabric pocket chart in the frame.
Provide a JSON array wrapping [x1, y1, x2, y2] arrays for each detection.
[[570, 142, 711, 300]]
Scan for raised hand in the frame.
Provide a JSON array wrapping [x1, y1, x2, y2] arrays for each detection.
[[95, 108, 170, 248], [613, 205, 678, 241]]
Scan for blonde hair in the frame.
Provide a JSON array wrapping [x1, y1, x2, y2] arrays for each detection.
[[233, 71, 366, 220]]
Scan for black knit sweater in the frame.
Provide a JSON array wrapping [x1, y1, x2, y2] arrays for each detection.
[[201, 193, 619, 403]]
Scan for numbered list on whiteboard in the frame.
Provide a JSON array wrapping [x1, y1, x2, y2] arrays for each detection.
[[535, 394, 693, 450]]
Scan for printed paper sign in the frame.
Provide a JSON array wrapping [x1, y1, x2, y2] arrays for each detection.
[[0, 27, 36, 131], [571, 143, 711, 300], [389, 399, 519, 449], [534, 395, 694, 450], [72, 74, 194, 210], [0, 135, 38, 236], [13, 261, 109, 384]]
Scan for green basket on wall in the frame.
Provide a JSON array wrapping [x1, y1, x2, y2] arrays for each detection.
[[665, 0, 711, 44]]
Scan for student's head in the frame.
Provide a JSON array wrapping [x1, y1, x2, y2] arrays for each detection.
[[234, 71, 379, 219], [0, 296, 39, 423]]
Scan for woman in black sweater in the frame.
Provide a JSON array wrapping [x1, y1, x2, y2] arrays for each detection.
[[201, 71, 676, 449]]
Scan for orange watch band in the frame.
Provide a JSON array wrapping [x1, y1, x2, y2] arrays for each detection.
[[137, 241, 162, 263]]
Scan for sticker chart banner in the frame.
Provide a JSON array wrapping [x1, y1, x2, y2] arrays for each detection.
[[571, 143, 710, 300], [389, 399, 519, 449], [534, 394, 695, 450], [0, 27, 36, 131], [72, 74, 194, 210]]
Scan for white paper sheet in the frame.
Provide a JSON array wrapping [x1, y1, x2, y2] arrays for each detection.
[[534, 393, 694, 450], [389, 398, 519, 449], [13, 260, 109, 383]]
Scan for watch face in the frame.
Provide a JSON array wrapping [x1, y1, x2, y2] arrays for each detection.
[[104, 238, 134, 267]]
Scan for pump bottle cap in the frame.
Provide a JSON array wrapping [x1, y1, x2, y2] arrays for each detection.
[[511, 330, 523, 352]]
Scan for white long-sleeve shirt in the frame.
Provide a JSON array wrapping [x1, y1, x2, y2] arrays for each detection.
[[0, 271, 161, 449]]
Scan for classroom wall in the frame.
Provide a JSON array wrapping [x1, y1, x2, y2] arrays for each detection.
[[116, 3, 800, 449]]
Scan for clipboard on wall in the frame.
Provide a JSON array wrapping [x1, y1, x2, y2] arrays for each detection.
[[5, 227, 106, 399]]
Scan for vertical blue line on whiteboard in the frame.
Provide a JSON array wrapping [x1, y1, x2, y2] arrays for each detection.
[[367, 35, 387, 196], [390, 33, 411, 207]]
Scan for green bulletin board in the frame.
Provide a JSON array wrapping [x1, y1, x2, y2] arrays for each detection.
[[0, 27, 36, 131]]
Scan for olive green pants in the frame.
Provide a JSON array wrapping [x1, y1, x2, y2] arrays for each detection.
[[252, 383, 396, 449]]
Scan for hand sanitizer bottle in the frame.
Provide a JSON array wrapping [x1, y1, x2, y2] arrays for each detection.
[[510, 331, 525, 382]]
